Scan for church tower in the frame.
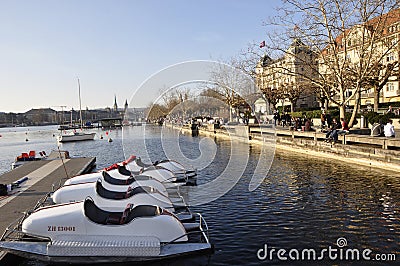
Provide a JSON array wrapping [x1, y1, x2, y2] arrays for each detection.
[[113, 95, 118, 113], [124, 99, 128, 112]]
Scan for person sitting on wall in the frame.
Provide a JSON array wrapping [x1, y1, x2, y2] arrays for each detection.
[[325, 118, 341, 142], [384, 119, 395, 138], [340, 118, 349, 131], [304, 119, 314, 131], [331, 118, 350, 140], [371, 121, 384, 137]]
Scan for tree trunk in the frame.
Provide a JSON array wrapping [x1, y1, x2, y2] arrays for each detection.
[[348, 90, 361, 128], [373, 87, 380, 113], [339, 105, 346, 120], [325, 100, 329, 111], [290, 101, 295, 113]]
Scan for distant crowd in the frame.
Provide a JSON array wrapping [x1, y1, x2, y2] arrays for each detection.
[[273, 108, 396, 144]]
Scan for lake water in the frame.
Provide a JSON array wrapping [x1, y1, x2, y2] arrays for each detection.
[[0, 125, 399, 265]]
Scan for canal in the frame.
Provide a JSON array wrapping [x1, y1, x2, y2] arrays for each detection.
[[0, 125, 399, 265]]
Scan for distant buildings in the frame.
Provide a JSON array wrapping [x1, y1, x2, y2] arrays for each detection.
[[0, 96, 148, 127]]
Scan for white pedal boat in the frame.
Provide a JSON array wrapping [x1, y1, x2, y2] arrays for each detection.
[[123, 155, 197, 179], [64, 165, 185, 186], [0, 198, 212, 264], [52, 180, 188, 214], [63, 171, 171, 196]]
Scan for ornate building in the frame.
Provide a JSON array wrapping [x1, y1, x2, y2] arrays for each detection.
[[256, 39, 319, 112]]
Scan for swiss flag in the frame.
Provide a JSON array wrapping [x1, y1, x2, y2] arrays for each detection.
[[259, 40, 266, 48]]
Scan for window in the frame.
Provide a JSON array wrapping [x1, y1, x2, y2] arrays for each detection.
[[387, 53, 394, 62], [386, 83, 394, 92]]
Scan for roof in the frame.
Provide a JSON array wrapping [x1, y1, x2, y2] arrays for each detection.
[[322, 8, 400, 55], [25, 108, 57, 114]]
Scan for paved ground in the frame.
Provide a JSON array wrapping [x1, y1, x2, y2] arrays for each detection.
[[0, 157, 95, 236]]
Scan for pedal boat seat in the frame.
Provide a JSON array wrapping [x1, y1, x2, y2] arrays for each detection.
[[102, 171, 135, 185], [84, 198, 161, 225], [96, 180, 159, 200]]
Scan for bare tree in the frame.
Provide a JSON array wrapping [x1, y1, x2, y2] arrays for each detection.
[[263, 0, 399, 126], [210, 58, 255, 121], [146, 103, 168, 121]]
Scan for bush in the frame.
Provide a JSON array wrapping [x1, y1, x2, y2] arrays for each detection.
[[364, 111, 395, 125], [291, 110, 322, 118]]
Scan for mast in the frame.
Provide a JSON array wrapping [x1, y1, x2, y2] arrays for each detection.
[[78, 78, 83, 129]]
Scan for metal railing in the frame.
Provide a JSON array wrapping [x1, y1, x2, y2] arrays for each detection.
[[162, 212, 210, 246]]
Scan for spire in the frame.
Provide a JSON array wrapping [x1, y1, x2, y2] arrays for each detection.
[[124, 99, 129, 114], [113, 94, 118, 112]]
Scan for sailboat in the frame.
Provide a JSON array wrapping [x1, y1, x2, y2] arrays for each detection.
[[57, 79, 96, 143]]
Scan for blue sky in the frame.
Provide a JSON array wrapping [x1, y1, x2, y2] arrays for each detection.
[[0, 0, 280, 113]]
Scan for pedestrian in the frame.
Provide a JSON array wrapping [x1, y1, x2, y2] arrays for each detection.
[[326, 113, 332, 128], [282, 112, 287, 127], [384, 119, 395, 137], [286, 112, 292, 127], [321, 110, 326, 128], [273, 111, 279, 127]]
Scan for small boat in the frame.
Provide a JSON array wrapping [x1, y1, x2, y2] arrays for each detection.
[[57, 131, 96, 142], [109, 155, 197, 180], [64, 165, 186, 186], [11, 150, 71, 169], [0, 198, 211, 264], [51, 180, 191, 220], [11, 151, 47, 169], [124, 156, 197, 178], [63, 171, 171, 196], [57, 79, 96, 143], [52, 180, 182, 208]]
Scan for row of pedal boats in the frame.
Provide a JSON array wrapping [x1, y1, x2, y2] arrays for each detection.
[[0, 156, 213, 264]]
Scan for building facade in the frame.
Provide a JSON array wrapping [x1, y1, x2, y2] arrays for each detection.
[[256, 39, 319, 112], [319, 8, 399, 110]]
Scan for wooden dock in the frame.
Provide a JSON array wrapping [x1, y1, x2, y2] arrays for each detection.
[[0, 156, 96, 262]]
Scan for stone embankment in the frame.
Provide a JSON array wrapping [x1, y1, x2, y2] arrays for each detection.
[[166, 122, 400, 172]]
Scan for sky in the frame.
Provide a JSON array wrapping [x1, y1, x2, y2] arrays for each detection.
[[0, 0, 280, 113]]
